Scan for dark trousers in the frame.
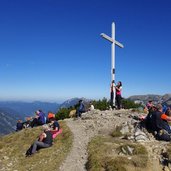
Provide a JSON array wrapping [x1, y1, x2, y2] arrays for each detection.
[[76, 109, 85, 117], [116, 95, 122, 109], [31, 118, 43, 128], [31, 140, 51, 154]]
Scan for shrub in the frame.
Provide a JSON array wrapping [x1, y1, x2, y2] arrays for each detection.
[[56, 108, 70, 120], [92, 98, 110, 111], [122, 99, 142, 109]]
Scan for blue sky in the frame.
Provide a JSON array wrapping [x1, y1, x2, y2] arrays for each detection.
[[0, 0, 171, 102]]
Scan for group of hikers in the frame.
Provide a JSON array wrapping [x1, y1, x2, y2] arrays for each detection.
[[15, 91, 171, 156], [143, 100, 171, 141], [16, 110, 54, 131], [16, 110, 61, 157], [25, 118, 61, 157], [16, 100, 93, 156]]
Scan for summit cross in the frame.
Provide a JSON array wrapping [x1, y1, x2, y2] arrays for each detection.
[[100, 22, 124, 108]]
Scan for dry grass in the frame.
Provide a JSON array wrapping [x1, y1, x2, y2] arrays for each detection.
[[111, 126, 123, 137], [0, 121, 72, 171], [86, 136, 148, 171]]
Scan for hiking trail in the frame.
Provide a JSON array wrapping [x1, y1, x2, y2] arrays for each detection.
[[59, 109, 169, 171]]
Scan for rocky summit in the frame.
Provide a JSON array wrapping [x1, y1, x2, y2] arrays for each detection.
[[61, 109, 171, 171]]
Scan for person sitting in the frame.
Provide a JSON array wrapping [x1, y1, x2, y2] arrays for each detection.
[[146, 100, 154, 110], [16, 120, 23, 131], [152, 104, 171, 141], [47, 112, 55, 123], [88, 102, 95, 111], [31, 110, 46, 128], [26, 124, 53, 156], [22, 117, 33, 128], [145, 105, 157, 133], [49, 117, 61, 139], [76, 100, 85, 118]]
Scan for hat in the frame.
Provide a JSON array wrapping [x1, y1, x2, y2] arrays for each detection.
[[48, 112, 55, 119]]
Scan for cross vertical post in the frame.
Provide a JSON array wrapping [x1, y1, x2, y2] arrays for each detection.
[[100, 22, 124, 109]]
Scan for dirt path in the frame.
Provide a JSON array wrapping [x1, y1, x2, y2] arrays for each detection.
[[59, 119, 94, 171], [59, 110, 128, 171], [59, 109, 169, 171]]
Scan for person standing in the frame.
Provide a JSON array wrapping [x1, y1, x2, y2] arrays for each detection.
[[115, 81, 122, 110], [76, 100, 85, 118]]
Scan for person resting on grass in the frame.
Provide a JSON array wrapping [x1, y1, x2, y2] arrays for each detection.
[[49, 117, 61, 139], [26, 124, 53, 157]]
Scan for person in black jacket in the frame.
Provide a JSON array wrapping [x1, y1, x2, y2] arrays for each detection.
[[26, 124, 53, 156], [16, 120, 23, 131]]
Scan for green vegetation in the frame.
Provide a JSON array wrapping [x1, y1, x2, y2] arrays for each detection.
[[55, 98, 142, 120], [0, 121, 73, 171], [87, 136, 148, 171], [56, 108, 70, 120], [55, 98, 110, 120], [122, 99, 142, 109], [92, 98, 110, 111]]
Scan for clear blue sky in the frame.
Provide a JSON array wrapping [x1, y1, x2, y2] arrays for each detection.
[[0, 0, 171, 102]]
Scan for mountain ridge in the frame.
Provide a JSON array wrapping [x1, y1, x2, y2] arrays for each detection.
[[128, 93, 171, 106]]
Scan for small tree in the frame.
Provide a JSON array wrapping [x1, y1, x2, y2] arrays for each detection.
[[93, 98, 110, 111], [122, 99, 142, 109], [55, 108, 70, 120]]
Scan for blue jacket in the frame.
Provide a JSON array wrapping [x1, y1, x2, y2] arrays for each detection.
[[38, 112, 46, 124]]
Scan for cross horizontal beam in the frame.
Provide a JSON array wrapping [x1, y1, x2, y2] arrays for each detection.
[[100, 33, 113, 43], [100, 33, 124, 48], [115, 40, 124, 48]]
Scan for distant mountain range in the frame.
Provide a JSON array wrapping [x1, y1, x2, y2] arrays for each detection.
[[0, 107, 20, 135], [128, 94, 171, 106], [0, 101, 60, 119], [0, 98, 89, 135], [59, 97, 91, 109]]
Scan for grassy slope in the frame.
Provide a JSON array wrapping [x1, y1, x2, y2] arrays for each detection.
[[0, 121, 72, 171], [87, 136, 149, 171]]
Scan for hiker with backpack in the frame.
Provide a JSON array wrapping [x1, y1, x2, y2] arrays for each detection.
[[149, 104, 171, 141], [26, 124, 53, 156]]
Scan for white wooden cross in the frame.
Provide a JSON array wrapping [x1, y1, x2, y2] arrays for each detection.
[[101, 22, 124, 108]]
